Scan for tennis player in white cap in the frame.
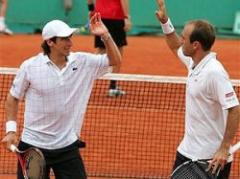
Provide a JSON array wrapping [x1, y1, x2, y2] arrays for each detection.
[[2, 12, 121, 179]]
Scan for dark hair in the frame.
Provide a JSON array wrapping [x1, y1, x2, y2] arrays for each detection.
[[188, 20, 215, 51], [41, 37, 57, 55]]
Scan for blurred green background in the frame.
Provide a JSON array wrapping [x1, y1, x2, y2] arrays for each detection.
[[5, 0, 240, 37]]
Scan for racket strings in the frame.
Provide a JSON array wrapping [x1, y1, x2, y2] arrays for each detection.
[[24, 149, 46, 179], [171, 161, 217, 179]]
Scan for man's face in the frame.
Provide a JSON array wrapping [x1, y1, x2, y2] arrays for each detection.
[[51, 36, 73, 56], [181, 24, 195, 57]]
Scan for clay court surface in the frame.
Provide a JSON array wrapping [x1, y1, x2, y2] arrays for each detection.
[[0, 34, 240, 179], [0, 34, 239, 78]]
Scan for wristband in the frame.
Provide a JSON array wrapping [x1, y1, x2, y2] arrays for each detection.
[[6, 120, 17, 133], [160, 18, 175, 34], [88, 4, 94, 11]]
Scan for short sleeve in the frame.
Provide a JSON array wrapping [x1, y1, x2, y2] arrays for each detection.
[[209, 71, 239, 109], [10, 62, 30, 100], [92, 54, 110, 78], [77, 52, 110, 79]]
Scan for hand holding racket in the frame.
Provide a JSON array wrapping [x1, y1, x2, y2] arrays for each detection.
[[171, 141, 240, 179], [10, 144, 46, 179]]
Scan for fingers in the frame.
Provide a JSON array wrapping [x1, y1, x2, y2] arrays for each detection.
[[156, 0, 164, 7], [211, 161, 220, 174], [89, 12, 108, 36], [89, 12, 101, 25], [10, 144, 17, 152], [156, 0, 166, 11], [155, 0, 168, 23], [89, 11, 95, 18], [155, 11, 160, 20], [96, 12, 101, 22], [207, 159, 226, 174], [1, 132, 18, 152], [90, 12, 96, 23]]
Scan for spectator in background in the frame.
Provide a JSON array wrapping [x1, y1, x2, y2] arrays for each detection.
[[0, 0, 13, 35], [87, 0, 131, 97]]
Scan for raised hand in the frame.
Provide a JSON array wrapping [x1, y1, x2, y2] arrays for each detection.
[[155, 0, 168, 23], [89, 12, 109, 36]]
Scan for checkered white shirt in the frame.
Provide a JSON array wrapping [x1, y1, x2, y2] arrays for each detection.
[[10, 52, 109, 149]]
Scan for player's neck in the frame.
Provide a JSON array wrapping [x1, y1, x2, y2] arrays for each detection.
[[192, 50, 210, 67], [48, 53, 68, 70]]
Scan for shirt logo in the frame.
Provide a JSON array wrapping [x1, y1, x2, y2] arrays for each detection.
[[225, 92, 234, 98], [72, 67, 78, 71]]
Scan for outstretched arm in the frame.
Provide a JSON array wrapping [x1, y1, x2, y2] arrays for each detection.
[[1, 94, 19, 150], [89, 12, 121, 68], [155, 0, 182, 56]]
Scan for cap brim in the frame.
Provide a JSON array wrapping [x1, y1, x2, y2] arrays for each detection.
[[57, 28, 77, 37]]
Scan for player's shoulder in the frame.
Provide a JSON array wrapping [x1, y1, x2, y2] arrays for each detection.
[[207, 57, 227, 75], [69, 51, 104, 63], [69, 51, 93, 59], [19, 53, 46, 69], [206, 61, 229, 83]]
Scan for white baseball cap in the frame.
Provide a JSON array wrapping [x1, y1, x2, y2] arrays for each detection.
[[42, 20, 77, 40]]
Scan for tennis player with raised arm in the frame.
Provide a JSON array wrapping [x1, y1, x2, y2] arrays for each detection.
[[155, 0, 240, 178], [2, 12, 121, 179]]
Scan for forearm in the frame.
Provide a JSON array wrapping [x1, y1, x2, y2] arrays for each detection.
[[159, 16, 182, 55], [101, 33, 121, 68], [165, 31, 182, 54], [120, 0, 130, 18], [2, 93, 19, 148], [220, 106, 240, 149], [5, 93, 19, 123]]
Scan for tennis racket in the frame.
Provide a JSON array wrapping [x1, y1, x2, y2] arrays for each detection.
[[171, 141, 240, 179], [10, 144, 46, 179]]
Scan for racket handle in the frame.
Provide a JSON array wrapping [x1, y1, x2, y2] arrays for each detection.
[[10, 144, 17, 152], [229, 141, 240, 154]]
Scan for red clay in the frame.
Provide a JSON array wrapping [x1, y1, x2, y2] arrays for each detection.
[[0, 34, 239, 78], [0, 34, 239, 179]]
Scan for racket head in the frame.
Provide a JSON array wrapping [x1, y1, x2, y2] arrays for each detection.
[[19, 147, 46, 179], [171, 160, 219, 179]]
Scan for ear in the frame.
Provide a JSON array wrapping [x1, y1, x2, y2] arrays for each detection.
[[46, 40, 54, 47], [192, 41, 200, 50]]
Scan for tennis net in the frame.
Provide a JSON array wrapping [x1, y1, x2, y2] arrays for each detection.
[[0, 67, 240, 178]]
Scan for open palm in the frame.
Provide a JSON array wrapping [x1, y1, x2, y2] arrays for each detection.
[[89, 13, 108, 36], [155, 0, 168, 23]]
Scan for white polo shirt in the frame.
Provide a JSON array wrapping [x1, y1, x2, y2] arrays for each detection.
[[10, 52, 109, 149], [177, 47, 239, 161]]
